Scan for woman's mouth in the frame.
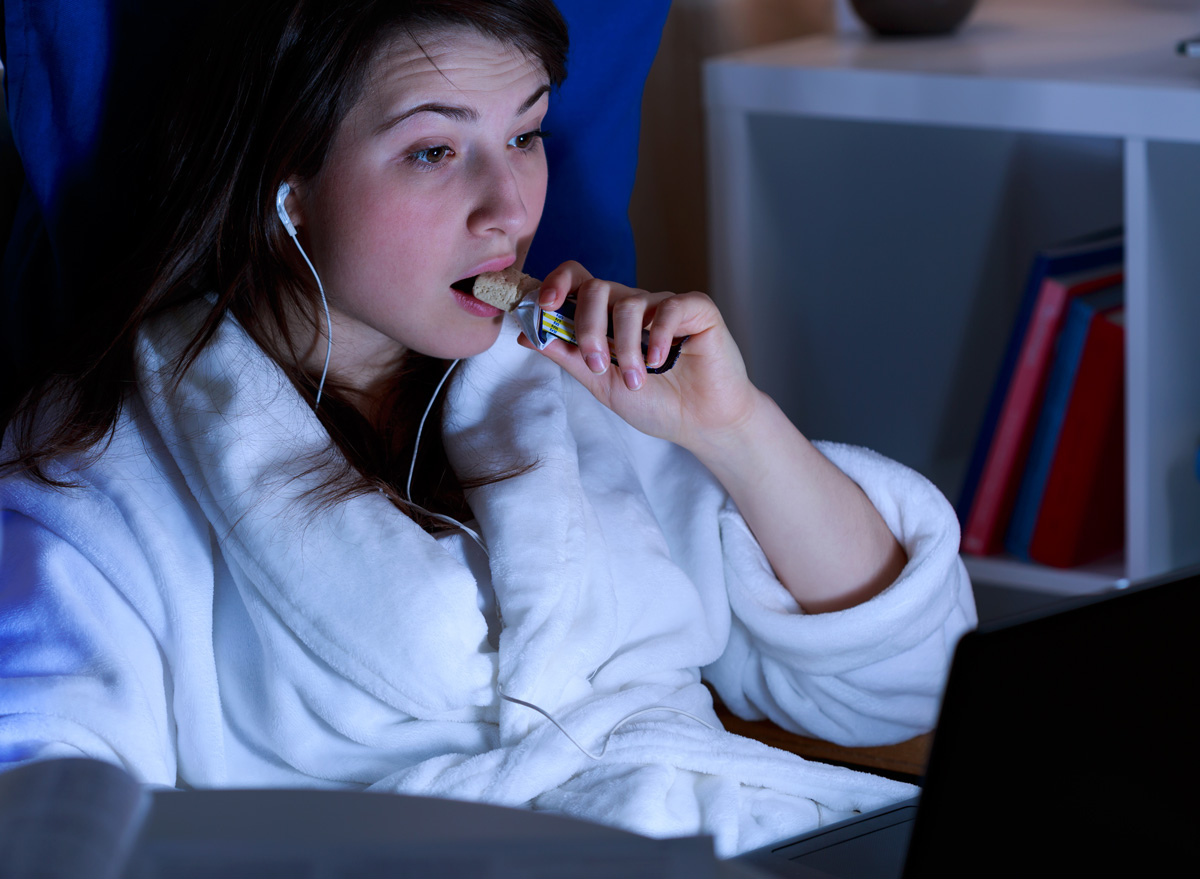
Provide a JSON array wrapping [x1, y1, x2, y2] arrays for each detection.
[[450, 276, 503, 317], [450, 276, 478, 295]]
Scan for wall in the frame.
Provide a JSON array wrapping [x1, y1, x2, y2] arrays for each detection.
[[630, 0, 833, 294]]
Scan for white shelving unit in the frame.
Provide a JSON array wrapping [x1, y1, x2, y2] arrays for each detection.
[[704, 0, 1200, 595]]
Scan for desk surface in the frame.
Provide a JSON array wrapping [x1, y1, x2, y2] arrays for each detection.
[[713, 701, 932, 784]]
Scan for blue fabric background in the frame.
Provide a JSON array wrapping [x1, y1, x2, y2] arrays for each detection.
[[524, 1, 671, 285]]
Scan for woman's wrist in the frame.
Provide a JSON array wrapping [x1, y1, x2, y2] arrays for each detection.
[[683, 389, 907, 614], [682, 387, 792, 485]]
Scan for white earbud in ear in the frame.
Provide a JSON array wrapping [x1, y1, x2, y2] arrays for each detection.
[[275, 179, 332, 409], [276, 182, 298, 237]]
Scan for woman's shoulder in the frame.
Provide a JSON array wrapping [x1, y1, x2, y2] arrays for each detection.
[[1, 390, 202, 548], [0, 390, 216, 655]]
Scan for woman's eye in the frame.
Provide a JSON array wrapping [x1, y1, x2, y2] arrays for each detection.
[[509, 129, 548, 150], [409, 145, 452, 166]]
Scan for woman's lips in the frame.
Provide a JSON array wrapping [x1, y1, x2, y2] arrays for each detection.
[[450, 256, 515, 316], [451, 284, 503, 317]]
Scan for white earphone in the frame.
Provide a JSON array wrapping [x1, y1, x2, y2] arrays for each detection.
[[276, 181, 299, 237], [276, 181, 332, 407]]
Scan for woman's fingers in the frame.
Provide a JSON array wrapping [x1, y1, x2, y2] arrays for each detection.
[[572, 278, 618, 376], [521, 272, 753, 447], [610, 293, 651, 390], [534, 262, 717, 391], [537, 260, 591, 312], [644, 293, 686, 369], [521, 334, 612, 403]]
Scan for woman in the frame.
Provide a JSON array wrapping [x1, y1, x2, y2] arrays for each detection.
[[0, 0, 975, 857]]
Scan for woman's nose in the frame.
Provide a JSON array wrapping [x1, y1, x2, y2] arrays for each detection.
[[467, 154, 530, 238]]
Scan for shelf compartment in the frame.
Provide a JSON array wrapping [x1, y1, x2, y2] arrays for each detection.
[[703, 0, 1200, 592]]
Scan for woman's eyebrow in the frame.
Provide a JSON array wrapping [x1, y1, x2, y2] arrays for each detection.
[[516, 84, 551, 115], [376, 84, 550, 136], [378, 103, 475, 134]]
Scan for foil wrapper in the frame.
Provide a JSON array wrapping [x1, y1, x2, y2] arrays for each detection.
[[514, 292, 685, 375]]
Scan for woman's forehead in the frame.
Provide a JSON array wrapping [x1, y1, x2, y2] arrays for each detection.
[[363, 28, 546, 110]]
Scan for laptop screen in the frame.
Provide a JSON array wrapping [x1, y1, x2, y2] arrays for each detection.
[[904, 568, 1199, 875]]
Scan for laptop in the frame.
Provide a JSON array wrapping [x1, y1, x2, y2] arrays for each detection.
[[737, 565, 1200, 878]]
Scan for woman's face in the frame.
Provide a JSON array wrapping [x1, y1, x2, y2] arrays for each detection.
[[288, 28, 550, 389]]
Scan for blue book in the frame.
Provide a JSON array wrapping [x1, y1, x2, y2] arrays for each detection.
[[957, 227, 1124, 525], [1005, 284, 1125, 561]]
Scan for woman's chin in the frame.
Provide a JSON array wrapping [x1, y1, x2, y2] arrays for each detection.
[[417, 319, 506, 361]]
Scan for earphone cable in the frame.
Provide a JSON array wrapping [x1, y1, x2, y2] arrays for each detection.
[[277, 182, 332, 409], [291, 242, 333, 408], [496, 682, 716, 761], [403, 358, 488, 553]]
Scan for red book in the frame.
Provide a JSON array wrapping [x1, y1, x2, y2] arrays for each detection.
[[961, 263, 1124, 555], [1027, 309, 1125, 567]]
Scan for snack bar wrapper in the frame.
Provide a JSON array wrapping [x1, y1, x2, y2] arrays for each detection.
[[514, 291, 686, 375]]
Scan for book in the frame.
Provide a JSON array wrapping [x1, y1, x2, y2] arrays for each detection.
[[0, 757, 721, 879], [1027, 311, 1125, 568], [957, 228, 1124, 527], [1005, 287, 1125, 566], [960, 261, 1124, 556]]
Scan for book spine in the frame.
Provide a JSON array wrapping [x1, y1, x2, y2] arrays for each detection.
[[1028, 312, 1125, 567], [1004, 298, 1094, 560], [956, 252, 1051, 524], [962, 280, 1072, 554]]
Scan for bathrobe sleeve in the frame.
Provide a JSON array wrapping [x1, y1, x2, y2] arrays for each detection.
[[700, 440, 977, 746], [616, 412, 976, 749], [0, 486, 179, 785]]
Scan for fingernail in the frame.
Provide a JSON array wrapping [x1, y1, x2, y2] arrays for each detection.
[[585, 352, 608, 374], [539, 287, 556, 308], [647, 346, 664, 368], [623, 369, 643, 390]]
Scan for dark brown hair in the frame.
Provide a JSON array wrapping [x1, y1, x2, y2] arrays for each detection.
[[2, 0, 568, 528]]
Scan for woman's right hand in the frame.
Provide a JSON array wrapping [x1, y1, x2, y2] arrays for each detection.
[[522, 260, 764, 455]]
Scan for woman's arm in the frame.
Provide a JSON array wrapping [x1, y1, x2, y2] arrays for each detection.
[[524, 262, 907, 614], [689, 394, 907, 614]]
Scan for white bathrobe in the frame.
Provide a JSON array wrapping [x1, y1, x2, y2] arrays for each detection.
[[0, 303, 976, 856]]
